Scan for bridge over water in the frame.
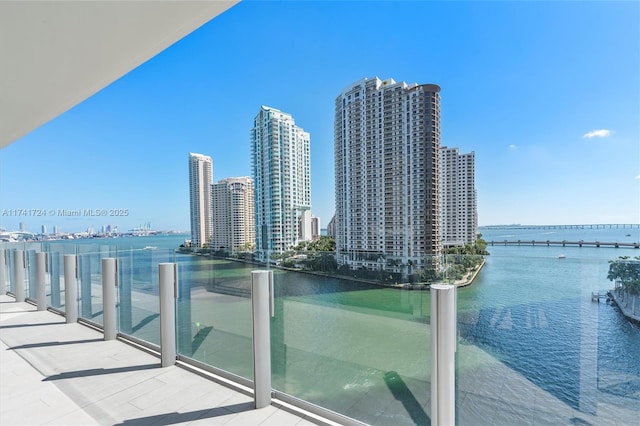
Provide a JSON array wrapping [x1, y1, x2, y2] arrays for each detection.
[[480, 224, 639, 230], [489, 240, 640, 248]]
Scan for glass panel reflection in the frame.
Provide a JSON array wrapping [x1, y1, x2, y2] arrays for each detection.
[[271, 266, 431, 425], [176, 255, 253, 380], [116, 248, 174, 345]]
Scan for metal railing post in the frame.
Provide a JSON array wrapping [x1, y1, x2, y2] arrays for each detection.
[[64, 254, 78, 323], [35, 252, 47, 311], [102, 258, 118, 340], [13, 250, 26, 302], [159, 262, 177, 367], [252, 270, 274, 409], [0, 249, 6, 295], [431, 284, 456, 426]]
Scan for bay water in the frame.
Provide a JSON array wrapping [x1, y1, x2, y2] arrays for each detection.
[[6, 227, 639, 425]]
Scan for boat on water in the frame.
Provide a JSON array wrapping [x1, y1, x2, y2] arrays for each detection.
[[558, 254, 566, 259], [143, 246, 157, 250]]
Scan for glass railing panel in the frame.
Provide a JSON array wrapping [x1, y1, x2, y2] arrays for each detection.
[[454, 238, 640, 426], [116, 248, 174, 345], [43, 243, 79, 311], [270, 250, 433, 425], [0, 247, 8, 292], [175, 253, 253, 380], [267, 246, 640, 425], [7, 249, 15, 294], [77, 251, 104, 324], [26, 249, 37, 299], [41, 241, 79, 256], [48, 251, 63, 309]]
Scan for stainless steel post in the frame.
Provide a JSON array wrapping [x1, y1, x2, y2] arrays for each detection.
[[64, 254, 78, 323], [102, 258, 118, 340], [0, 249, 6, 295], [430, 284, 456, 426], [159, 262, 177, 367], [252, 270, 273, 409], [13, 250, 25, 302], [35, 252, 47, 311]]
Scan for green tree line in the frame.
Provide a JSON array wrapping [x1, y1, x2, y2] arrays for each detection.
[[608, 256, 640, 294]]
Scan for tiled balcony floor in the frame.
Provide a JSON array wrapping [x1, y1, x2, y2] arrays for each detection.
[[0, 295, 330, 426]]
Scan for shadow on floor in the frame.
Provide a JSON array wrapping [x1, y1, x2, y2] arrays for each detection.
[[112, 402, 255, 425], [0, 321, 64, 329], [9, 338, 104, 350], [43, 363, 159, 381]]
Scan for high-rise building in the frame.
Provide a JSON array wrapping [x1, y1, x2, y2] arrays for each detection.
[[211, 177, 255, 254], [188, 153, 213, 248], [334, 77, 441, 276], [53, 225, 60, 235], [326, 215, 336, 238], [440, 147, 477, 247], [297, 210, 313, 242], [41, 225, 47, 234], [251, 106, 311, 259], [19, 222, 27, 231], [311, 216, 320, 240]]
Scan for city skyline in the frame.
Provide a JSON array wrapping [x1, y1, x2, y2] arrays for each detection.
[[0, 1, 638, 232]]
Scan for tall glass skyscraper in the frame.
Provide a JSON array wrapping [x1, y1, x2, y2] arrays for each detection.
[[188, 152, 213, 248], [251, 106, 311, 260], [334, 77, 441, 277]]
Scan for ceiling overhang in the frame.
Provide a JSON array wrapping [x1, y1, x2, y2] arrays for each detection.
[[0, 0, 239, 149]]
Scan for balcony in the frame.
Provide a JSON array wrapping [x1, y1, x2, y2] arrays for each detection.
[[3, 242, 637, 425]]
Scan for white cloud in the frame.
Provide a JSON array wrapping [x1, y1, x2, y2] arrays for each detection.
[[636, 174, 640, 180], [583, 129, 612, 139], [508, 144, 517, 150]]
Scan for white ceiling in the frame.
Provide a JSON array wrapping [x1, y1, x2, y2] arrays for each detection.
[[0, 0, 239, 149]]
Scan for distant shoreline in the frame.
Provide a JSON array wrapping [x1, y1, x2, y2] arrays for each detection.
[[186, 251, 486, 291], [610, 290, 640, 325]]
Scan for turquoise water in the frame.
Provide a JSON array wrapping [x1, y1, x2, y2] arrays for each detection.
[[170, 227, 640, 424], [3, 228, 639, 424]]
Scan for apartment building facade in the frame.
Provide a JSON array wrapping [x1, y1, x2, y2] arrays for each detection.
[[440, 147, 477, 247], [334, 77, 441, 276], [251, 106, 311, 260], [188, 152, 213, 248], [211, 177, 255, 253]]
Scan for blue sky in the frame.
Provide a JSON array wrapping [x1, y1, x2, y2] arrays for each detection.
[[1, 1, 638, 233]]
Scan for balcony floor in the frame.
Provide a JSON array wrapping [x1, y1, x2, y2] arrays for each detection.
[[0, 295, 326, 426]]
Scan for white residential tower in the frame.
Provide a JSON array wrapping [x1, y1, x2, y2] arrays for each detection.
[[188, 152, 213, 248], [211, 177, 255, 253], [251, 106, 311, 260], [440, 147, 477, 247]]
